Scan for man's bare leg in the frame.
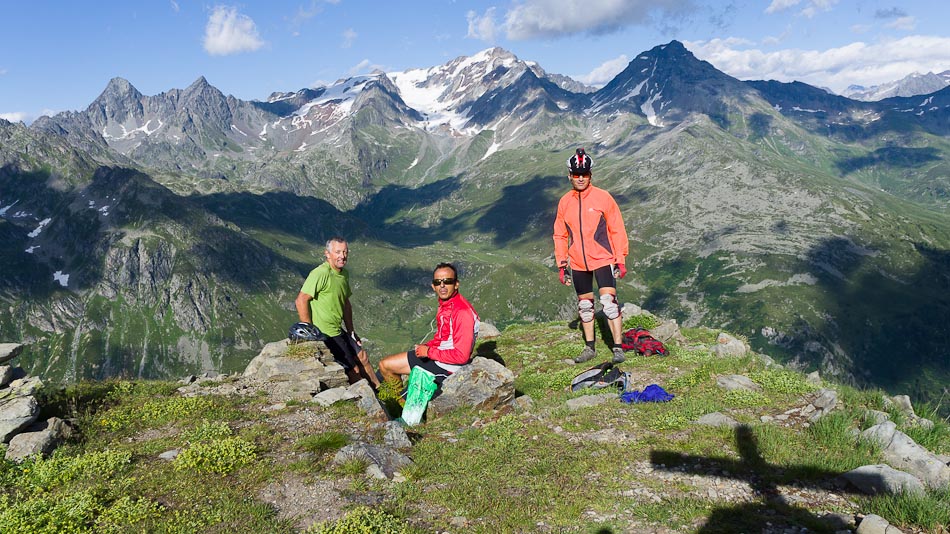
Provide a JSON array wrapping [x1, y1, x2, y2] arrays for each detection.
[[355, 349, 381, 388]]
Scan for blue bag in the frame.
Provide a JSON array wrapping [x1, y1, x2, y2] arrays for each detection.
[[620, 384, 674, 403]]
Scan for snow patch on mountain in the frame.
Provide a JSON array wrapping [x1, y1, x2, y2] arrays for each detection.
[[28, 218, 52, 238], [388, 67, 474, 134], [642, 92, 664, 127], [102, 119, 164, 140], [53, 271, 69, 287], [293, 76, 374, 118], [0, 200, 18, 217], [481, 142, 500, 161]]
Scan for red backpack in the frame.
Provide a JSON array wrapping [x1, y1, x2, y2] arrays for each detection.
[[621, 327, 669, 356]]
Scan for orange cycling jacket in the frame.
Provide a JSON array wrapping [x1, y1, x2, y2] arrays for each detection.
[[553, 185, 628, 272]]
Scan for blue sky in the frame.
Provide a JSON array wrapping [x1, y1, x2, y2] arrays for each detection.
[[2, 0, 950, 124]]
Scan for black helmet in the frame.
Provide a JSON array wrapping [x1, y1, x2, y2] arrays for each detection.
[[568, 148, 592, 176], [288, 322, 326, 342]]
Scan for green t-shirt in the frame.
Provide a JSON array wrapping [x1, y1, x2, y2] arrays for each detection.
[[299, 262, 351, 337]]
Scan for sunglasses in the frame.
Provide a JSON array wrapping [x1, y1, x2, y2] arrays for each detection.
[[431, 278, 457, 286]]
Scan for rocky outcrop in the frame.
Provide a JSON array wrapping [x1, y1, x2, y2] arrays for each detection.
[[5, 417, 73, 461], [885, 394, 935, 429], [861, 421, 950, 489], [856, 513, 906, 534], [331, 443, 412, 480], [651, 318, 687, 345], [427, 357, 515, 417], [695, 412, 740, 428], [0, 395, 39, 443], [242, 339, 349, 401], [716, 374, 761, 391], [0, 343, 73, 461], [711, 332, 748, 357], [0, 343, 24, 365], [842, 464, 925, 496], [478, 322, 501, 338]]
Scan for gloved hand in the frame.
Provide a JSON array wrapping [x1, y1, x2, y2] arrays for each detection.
[[559, 266, 571, 285], [615, 263, 627, 279]]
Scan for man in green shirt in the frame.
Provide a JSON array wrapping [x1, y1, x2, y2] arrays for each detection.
[[295, 237, 378, 388]]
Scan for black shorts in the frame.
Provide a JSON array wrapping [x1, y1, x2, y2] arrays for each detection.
[[324, 333, 360, 371], [407, 349, 453, 386], [572, 264, 616, 295]]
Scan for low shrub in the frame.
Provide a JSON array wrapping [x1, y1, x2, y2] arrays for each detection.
[[15, 449, 132, 491], [748, 369, 817, 395], [307, 505, 412, 534], [723, 389, 770, 408], [183, 420, 233, 443], [174, 437, 256, 475], [623, 314, 660, 331], [0, 490, 103, 533], [97, 396, 214, 432], [94, 496, 164, 533]]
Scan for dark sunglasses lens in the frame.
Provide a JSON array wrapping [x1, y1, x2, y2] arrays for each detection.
[[432, 278, 456, 286]]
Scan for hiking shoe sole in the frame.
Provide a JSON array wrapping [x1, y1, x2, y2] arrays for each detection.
[[612, 349, 626, 363], [573, 347, 596, 364]]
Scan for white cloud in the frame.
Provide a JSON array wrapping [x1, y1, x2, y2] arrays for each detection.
[[577, 55, 629, 86], [885, 16, 916, 31], [0, 112, 30, 123], [288, 1, 323, 36], [467, 0, 692, 41], [765, 0, 800, 14], [342, 28, 357, 48], [466, 8, 498, 42], [850, 24, 871, 34], [685, 35, 950, 93], [169, 0, 179, 13], [203, 6, 265, 56], [766, 0, 836, 18], [347, 59, 386, 77]]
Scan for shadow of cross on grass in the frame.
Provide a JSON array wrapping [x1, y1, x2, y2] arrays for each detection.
[[649, 425, 859, 534]]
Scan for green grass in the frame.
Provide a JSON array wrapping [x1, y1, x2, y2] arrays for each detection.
[[3, 320, 949, 533], [860, 487, 950, 533], [296, 431, 350, 455]]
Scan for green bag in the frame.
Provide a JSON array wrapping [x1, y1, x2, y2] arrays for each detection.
[[399, 367, 438, 426]]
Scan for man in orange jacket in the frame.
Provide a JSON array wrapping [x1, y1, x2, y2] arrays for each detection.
[[553, 148, 629, 364]]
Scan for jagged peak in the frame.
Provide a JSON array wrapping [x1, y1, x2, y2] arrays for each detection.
[[474, 46, 518, 61], [104, 77, 139, 94], [181, 76, 227, 104], [185, 76, 216, 94], [95, 77, 143, 102], [660, 39, 688, 53]]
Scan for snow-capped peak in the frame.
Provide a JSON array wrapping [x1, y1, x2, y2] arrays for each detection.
[[387, 47, 529, 133]]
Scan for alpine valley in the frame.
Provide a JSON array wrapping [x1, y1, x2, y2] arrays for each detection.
[[2, 41, 949, 405]]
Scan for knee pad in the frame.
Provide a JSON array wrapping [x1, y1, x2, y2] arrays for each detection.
[[578, 298, 595, 323], [600, 293, 620, 320]]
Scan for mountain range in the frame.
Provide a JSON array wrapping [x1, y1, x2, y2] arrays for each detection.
[[2, 40, 949, 405], [842, 70, 950, 101]]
